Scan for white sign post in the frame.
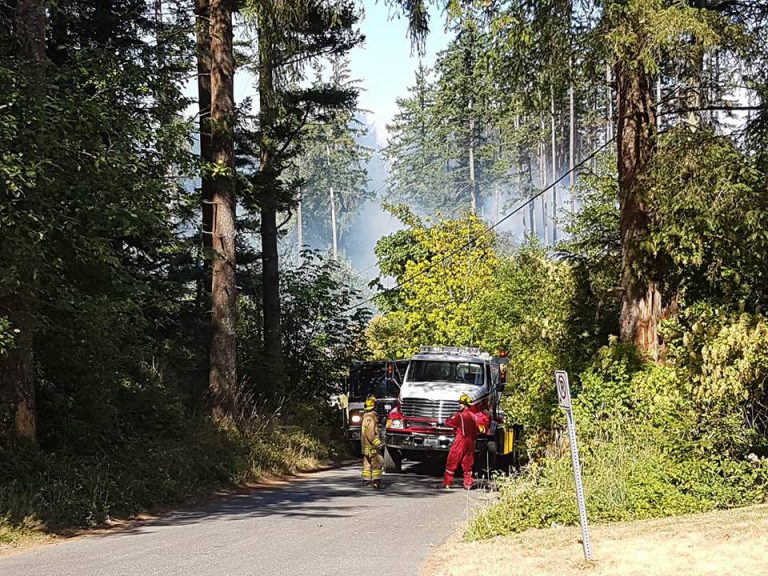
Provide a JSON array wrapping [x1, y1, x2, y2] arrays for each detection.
[[555, 370, 593, 561]]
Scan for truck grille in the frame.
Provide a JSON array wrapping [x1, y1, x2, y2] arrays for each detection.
[[401, 398, 460, 420], [375, 401, 393, 420]]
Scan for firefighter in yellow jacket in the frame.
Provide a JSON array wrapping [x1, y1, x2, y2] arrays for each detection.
[[361, 395, 384, 488]]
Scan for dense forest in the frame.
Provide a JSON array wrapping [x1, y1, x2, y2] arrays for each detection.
[[2, 0, 768, 544]]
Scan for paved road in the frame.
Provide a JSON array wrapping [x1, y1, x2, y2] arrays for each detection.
[[1, 463, 490, 576]]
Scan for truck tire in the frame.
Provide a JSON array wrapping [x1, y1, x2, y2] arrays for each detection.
[[384, 446, 402, 473], [483, 440, 497, 472]]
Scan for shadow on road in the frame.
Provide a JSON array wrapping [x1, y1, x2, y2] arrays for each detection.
[[106, 462, 454, 538]]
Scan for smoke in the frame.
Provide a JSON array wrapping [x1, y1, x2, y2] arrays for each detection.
[[343, 197, 404, 278], [279, 113, 582, 278], [342, 117, 403, 278]]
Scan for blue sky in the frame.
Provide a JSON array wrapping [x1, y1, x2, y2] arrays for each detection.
[[229, 2, 451, 147], [348, 2, 450, 145]]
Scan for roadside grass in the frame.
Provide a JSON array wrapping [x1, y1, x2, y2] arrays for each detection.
[[0, 421, 340, 552], [423, 503, 768, 576]]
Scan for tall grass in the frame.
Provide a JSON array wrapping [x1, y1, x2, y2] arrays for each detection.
[[0, 419, 337, 544]]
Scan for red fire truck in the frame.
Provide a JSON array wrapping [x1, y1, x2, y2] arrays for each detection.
[[384, 346, 520, 473]]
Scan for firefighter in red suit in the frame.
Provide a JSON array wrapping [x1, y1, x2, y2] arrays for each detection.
[[443, 393, 480, 490]]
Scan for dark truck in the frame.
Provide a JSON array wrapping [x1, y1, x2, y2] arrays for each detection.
[[341, 360, 407, 450]]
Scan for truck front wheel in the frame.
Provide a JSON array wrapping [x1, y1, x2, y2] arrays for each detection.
[[384, 446, 402, 473], [478, 440, 497, 474]]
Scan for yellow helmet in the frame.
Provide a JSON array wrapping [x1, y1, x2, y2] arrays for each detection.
[[364, 395, 377, 411], [459, 393, 472, 406]]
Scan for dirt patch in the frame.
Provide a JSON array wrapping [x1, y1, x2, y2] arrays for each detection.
[[422, 504, 768, 576]]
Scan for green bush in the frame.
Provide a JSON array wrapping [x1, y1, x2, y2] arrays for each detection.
[[663, 306, 768, 456], [468, 339, 768, 540], [501, 345, 559, 455], [468, 424, 768, 540]]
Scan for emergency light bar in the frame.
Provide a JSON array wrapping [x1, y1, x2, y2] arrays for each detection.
[[419, 345, 483, 356]]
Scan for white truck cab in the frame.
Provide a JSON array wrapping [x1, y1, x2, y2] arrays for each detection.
[[384, 346, 518, 473]]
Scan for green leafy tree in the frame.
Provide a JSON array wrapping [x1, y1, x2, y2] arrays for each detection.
[[238, 251, 370, 410], [370, 209, 498, 352], [0, 1, 195, 441], [385, 14, 499, 217], [431, 12, 496, 214], [565, 129, 768, 317], [391, 0, 759, 356]]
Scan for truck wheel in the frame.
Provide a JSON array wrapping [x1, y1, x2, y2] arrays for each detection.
[[384, 446, 402, 473], [483, 440, 497, 472]]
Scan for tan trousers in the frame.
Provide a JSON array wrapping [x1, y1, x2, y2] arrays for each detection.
[[362, 452, 383, 480]]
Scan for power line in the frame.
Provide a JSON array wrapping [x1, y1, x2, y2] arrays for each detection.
[[343, 135, 618, 314], [344, 85, 686, 312]]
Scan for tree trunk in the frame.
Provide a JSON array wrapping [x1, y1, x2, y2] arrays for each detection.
[[196, 0, 214, 255], [615, 60, 664, 358], [195, 0, 214, 368], [569, 80, 576, 212], [208, 0, 237, 417], [15, 0, 47, 64], [296, 197, 303, 256], [0, 0, 48, 441], [550, 86, 558, 244], [468, 97, 477, 213], [606, 63, 613, 141], [0, 295, 36, 440], [539, 112, 548, 244], [258, 10, 286, 391], [527, 155, 535, 237], [330, 186, 338, 258]]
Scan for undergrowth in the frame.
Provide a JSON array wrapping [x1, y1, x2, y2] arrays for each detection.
[[468, 331, 768, 540], [0, 419, 337, 545], [467, 428, 768, 540]]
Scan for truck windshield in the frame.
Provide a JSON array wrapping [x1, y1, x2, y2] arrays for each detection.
[[408, 361, 485, 385], [348, 365, 400, 400]]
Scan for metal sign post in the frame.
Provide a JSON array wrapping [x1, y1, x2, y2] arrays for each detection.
[[555, 370, 593, 561]]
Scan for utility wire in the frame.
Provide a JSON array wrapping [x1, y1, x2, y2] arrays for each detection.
[[344, 86, 690, 313], [343, 135, 618, 314]]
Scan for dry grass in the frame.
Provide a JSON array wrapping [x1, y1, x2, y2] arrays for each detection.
[[422, 504, 768, 576]]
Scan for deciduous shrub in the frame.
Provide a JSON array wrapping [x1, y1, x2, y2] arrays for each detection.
[[468, 338, 768, 539]]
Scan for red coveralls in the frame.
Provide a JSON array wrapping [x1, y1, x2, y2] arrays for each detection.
[[443, 408, 478, 489]]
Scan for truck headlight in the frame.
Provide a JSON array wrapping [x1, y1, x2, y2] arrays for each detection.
[[388, 418, 404, 429], [350, 412, 362, 424]]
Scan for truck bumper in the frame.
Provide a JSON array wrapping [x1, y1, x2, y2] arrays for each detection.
[[387, 432, 494, 452], [347, 428, 386, 442], [386, 432, 453, 451]]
